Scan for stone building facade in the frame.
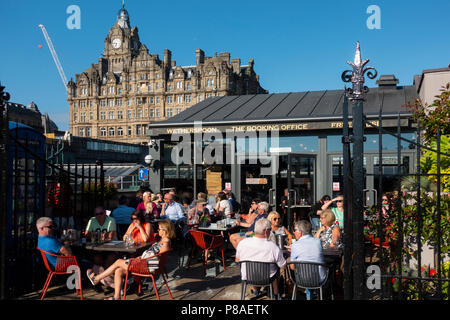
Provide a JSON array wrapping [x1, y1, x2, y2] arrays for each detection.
[[68, 5, 267, 145]]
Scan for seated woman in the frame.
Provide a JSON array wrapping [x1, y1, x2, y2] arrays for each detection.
[[137, 191, 159, 221], [267, 211, 293, 245], [87, 220, 175, 300], [123, 210, 155, 244], [314, 209, 342, 249]]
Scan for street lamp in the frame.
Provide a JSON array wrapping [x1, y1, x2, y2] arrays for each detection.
[[144, 154, 154, 166]]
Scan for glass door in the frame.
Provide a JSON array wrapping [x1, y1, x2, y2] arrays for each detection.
[[286, 153, 316, 231]]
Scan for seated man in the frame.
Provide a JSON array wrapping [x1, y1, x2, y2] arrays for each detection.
[[112, 195, 134, 239], [230, 201, 269, 249], [37, 217, 92, 273], [289, 220, 327, 300], [37, 216, 73, 268], [160, 193, 185, 223], [236, 218, 286, 300], [85, 206, 118, 269]]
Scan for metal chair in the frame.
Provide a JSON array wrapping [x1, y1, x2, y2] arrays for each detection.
[[123, 250, 173, 300], [238, 261, 279, 300], [37, 248, 83, 300], [287, 261, 332, 300], [187, 230, 226, 275]]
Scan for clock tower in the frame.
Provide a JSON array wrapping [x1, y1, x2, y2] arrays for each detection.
[[104, 2, 141, 73]]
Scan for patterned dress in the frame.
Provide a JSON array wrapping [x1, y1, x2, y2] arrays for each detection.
[[319, 222, 342, 249]]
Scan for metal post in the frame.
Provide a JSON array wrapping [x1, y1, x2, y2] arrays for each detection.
[[341, 42, 377, 300], [0, 83, 10, 299]]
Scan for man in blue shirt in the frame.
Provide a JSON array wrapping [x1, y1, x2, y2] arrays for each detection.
[[37, 217, 73, 268], [160, 193, 185, 223], [290, 220, 327, 300], [112, 195, 134, 238]]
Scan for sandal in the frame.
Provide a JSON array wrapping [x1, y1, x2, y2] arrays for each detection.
[[86, 270, 98, 286], [104, 296, 120, 300]]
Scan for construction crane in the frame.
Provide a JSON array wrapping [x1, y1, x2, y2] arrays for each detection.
[[38, 24, 68, 91]]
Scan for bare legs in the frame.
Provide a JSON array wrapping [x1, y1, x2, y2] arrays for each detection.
[[89, 258, 129, 299]]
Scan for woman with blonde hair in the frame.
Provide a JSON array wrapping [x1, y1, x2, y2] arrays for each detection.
[[87, 220, 175, 300], [137, 191, 159, 221], [314, 209, 342, 248], [267, 211, 293, 245]]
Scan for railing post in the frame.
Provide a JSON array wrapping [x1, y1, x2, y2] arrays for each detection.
[[342, 42, 377, 300], [0, 83, 10, 299]]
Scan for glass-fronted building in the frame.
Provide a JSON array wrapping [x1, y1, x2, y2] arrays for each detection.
[[147, 76, 418, 217]]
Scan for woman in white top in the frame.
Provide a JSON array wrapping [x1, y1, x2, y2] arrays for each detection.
[[215, 191, 231, 219]]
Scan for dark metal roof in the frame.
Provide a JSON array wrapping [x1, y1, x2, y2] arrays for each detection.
[[151, 85, 417, 128]]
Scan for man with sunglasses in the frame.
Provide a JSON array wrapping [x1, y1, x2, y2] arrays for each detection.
[[37, 217, 73, 268], [85, 206, 117, 241], [321, 194, 344, 230]]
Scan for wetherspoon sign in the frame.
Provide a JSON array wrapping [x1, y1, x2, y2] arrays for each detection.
[[149, 118, 409, 136]]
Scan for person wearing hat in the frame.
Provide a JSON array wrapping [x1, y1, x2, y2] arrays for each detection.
[[187, 198, 210, 225], [183, 198, 210, 237]]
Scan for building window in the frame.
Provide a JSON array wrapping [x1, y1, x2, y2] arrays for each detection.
[[90, 112, 93, 120], [186, 95, 191, 103], [155, 83, 159, 90], [117, 127, 123, 136], [102, 88, 106, 96], [117, 99, 122, 106], [150, 108, 154, 117], [155, 73, 160, 79], [198, 95, 203, 102], [79, 128, 85, 136], [127, 126, 132, 136], [86, 127, 91, 137], [137, 109, 142, 118], [100, 127, 106, 136], [73, 113, 78, 122], [156, 108, 160, 118], [80, 112, 86, 123], [176, 81, 183, 89], [167, 108, 173, 117], [136, 125, 142, 136], [118, 88, 122, 95], [137, 97, 142, 105], [156, 97, 160, 104], [137, 85, 141, 93], [187, 83, 191, 91], [168, 84, 173, 91], [148, 84, 152, 92], [177, 96, 183, 104], [167, 96, 173, 104], [150, 97, 154, 104], [176, 108, 182, 114], [108, 111, 114, 120], [100, 100, 106, 107], [109, 127, 115, 136], [117, 111, 123, 119], [109, 100, 114, 107], [128, 110, 133, 119], [100, 112, 106, 120]]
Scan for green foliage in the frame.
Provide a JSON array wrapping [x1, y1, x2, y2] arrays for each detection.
[[420, 135, 450, 192], [82, 181, 118, 200]]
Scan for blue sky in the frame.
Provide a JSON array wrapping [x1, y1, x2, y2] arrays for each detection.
[[1, 0, 449, 131]]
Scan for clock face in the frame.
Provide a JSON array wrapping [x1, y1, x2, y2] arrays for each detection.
[[112, 38, 122, 49]]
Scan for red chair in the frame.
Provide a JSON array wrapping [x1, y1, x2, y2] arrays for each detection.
[[37, 248, 83, 300], [187, 230, 226, 275], [122, 250, 173, 300]]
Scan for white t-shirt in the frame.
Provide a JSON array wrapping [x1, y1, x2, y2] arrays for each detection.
[[219, 199, 231, 217], [236, 237, 286, 280]]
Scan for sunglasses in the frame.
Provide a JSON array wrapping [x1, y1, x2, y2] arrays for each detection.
[[273, 218, 280, 220], [337, 200, 343, 203]]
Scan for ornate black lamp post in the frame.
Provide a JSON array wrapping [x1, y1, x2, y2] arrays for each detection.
[[341, 42, 377, 299]]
